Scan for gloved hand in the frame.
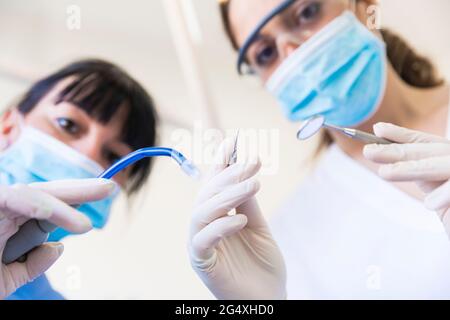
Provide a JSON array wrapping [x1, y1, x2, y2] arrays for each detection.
[[189, 139, 287, 300], [364, 122, 450, 235], [0, 178, 115, 299]]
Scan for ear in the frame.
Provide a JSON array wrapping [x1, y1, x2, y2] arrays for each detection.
[[353, 0, 381, 30], [354, 0, 378, 6], [355, 0, 380, 13], [0, 108, 23, 151]]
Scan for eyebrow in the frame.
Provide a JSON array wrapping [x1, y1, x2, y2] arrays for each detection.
[[237, 0, 296, 74]]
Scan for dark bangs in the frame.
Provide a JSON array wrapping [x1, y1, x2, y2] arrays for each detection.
[[17, 59, 158, 194]]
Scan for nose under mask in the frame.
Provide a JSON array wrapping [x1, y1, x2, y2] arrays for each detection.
[[0, 125, 119, 241], [266, 10, 387, 128]]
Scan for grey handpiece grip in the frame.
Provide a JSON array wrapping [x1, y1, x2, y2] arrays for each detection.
[[354, 131, 392, 145], [2, 219, 57, 264]]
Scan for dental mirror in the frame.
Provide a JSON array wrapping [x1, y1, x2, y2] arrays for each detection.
[[297, 115, 326, 140], [297, 115, 392, 145]]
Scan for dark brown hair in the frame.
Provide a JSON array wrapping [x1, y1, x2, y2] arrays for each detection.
[[17, 59, 158, 195], [219, 0, 444, 88]]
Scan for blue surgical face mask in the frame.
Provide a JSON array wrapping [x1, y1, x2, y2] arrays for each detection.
[[0, 126, 119, 241], [266, 11, 387, 127]]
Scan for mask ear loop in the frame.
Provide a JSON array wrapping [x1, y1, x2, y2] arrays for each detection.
[[346, 0, 381, 31]]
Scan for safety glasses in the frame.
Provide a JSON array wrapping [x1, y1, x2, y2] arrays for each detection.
[[236, 0, 352, 77]]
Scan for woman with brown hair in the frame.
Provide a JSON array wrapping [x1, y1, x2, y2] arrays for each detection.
[[189, 0, 450, 299]]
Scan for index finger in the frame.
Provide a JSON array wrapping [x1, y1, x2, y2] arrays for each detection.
[[205, 138, 237, 182], [1, 184, 93, 234], [373, 123, 449, 144], [29, 178, 116, 205]]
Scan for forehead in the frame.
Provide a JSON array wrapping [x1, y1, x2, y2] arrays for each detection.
[[40, 77, 77, 101], [35, 76, 129, 131], [229, 0, 285, 47]]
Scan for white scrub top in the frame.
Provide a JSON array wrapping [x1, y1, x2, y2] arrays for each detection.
[[271, 104, 450, 299]]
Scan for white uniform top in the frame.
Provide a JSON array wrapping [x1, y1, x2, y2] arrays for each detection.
[[271, 107, 450, 299]]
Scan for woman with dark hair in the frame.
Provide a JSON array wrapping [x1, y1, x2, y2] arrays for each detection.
[[6, 58, 157, 194], [1, 58, 158, 299], [189, 0, 450, 299]]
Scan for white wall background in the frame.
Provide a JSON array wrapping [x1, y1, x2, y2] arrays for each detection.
[[0, 0, 448, 299]]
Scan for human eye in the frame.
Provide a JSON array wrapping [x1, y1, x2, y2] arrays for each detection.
[[56, 117, 80, 135], [253, 42, 278, 68], [296, 1, 322, 25]]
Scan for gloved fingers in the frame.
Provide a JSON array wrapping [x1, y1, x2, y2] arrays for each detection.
[[0, 184, 92, 234], [417, 181, 445, 194], [378, 156, 450, 182], [373, 123, 449, 144], [191, 214, 248, 261], [191, 177, 260, 236], [424, 180, 450, 211], [236, 197, 269, 229], [4, 242, 63, 291], [29, 178, 116, 205], [438, 209, 450, 231], [196, 157, 261, 205], [205, 138, 237, 182], [364, 143, 450, 164]]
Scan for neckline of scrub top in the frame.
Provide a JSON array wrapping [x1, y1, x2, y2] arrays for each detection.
[[319, 90, 450, 232], [321, 144, 445, 233]]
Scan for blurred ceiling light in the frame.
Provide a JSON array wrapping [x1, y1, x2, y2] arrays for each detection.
[[163, 0, 220, 129], [179, 0, 203, 45]]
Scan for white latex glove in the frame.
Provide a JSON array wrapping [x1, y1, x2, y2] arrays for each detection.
[[0, 178, 115, 299], [189, 139, 287, 300], [364, 122, 450, 235]]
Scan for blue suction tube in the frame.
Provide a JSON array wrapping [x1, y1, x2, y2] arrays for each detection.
[[99, 147, 200, 180], [2, 147, 199, 265]]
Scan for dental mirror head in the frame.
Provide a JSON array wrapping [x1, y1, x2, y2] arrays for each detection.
[[297, 115, 326, 140]]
